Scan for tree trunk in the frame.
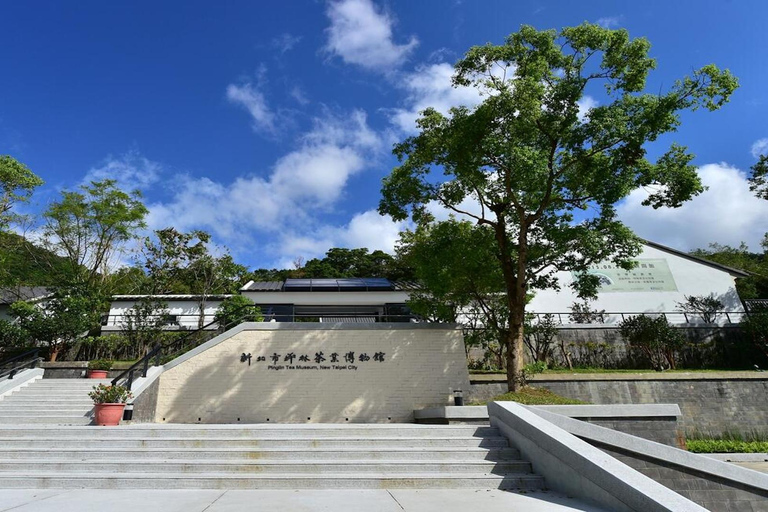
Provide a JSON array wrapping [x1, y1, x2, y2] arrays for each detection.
[[48, 345, 59, 362]]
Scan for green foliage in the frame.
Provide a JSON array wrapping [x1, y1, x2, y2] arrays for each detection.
[[690, 243, 768, 300], [398, 219, 505, 323], [686, 440, 768, 453], [474, 386, 587, 406], [302, 248, 415, 281], [0, 232, 73, 289], [676, 294, 724, 323], [10, 294, 102, 361], [42, 179, 147, 293], [524, 314, 558, 364], [120, 298, 172, 356], [380, 22, 737, 390], [215, 295, 262, 329], [0, 155, 44, 230], [619, 314, 685, 370], [687, 428, 768, 453], [88, 383, 132, 404], [0, 319, 30, 355], [741, 307, 768, 360], [750, 154, 768, 200], [569, 300, 606, 324], [88, 359, 113, 370]]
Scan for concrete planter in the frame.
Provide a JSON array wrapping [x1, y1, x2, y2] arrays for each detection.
[[94, 403, 125, 426]]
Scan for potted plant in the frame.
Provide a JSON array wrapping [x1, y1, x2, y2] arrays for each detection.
[[88, 359, 113, 379], [89, 383, 132, 426]]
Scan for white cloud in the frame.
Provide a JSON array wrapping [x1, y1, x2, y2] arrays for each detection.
[[324, 0, 418, 71], [81, 151, 162, 192], [388, 63, 484, 134], [271, 33, 301, 54], [289, 86, 309, 105], [577, 95, 598, 122], [617, 162, 768, 252], [147, 109, 386, 260], [596, 16, 622, 28], [751, 138, 768, 159], [226, 82, 275, 133]]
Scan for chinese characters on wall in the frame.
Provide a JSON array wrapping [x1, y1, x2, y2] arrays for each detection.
[[571, 259, 678, 293], [244, 350, 387, 371]]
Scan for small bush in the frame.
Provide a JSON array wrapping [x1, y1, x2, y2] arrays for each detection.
[[619, 315, 685, 370], [88, 384, 132, 404], [88, 359, 113, 370], [474, 386, 587, 406]]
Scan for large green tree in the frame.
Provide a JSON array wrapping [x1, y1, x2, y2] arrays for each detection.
[[10, 294, 102, 361], [379, 23, 737, 390], [140, 228, 248, 327], [41, 179, 148, 294]]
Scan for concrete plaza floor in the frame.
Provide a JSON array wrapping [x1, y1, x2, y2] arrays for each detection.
[[0, 489, 609, 512]]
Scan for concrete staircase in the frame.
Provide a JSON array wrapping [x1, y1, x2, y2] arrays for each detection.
[[0, 378, 104, 425], [0, 424, 546, 490]]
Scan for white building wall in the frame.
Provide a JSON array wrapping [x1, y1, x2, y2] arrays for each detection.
[[104, 299, 226, 331], [528, 244, 744, 324]]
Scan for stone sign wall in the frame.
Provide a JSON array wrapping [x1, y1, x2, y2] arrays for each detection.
[[154, 322, 470, 423]]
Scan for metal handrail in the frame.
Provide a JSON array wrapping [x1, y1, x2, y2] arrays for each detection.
[[110, 304, 260, 389], [0, 348, 42, 380], [527, 310, 747, 325]]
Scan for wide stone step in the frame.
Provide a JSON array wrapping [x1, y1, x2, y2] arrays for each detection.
[[0, 425, 499, 438], [0, 425, 499, 437], [0, 459, 533, 474], [0, 414, 91, 424], [0, 436, 508, 449], [0, 447, 521, 461], [0, 405, 94, 413], [0, 472, 546, 490]]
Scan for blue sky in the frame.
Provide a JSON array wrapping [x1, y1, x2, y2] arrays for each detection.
[[2, 0, 767, 269]]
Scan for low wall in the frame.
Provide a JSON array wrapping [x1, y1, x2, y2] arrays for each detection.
[[531, 407, 768, 512], [154, 322, 470, 423], [488, 402, 703, 511], [470, 372, 768, 437]]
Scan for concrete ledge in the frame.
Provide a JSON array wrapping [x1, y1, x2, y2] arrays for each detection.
[[703, 453, 768, 462], [488, 401, 704, 512], [533, 404, 682, 418], [529, 407, 768, 493], [414, 404, 682, 423], [0, 368, 44, 399], [470, 371, 768, 382], [414, 406, 488, 423]]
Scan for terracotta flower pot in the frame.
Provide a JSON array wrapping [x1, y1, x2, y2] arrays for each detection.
[[89, 370, 108, 379], [94, 403, 125, 426]]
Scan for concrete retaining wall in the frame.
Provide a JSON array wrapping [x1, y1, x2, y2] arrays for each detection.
[[154, 322, 470, 423], [488, 401, 704, 511], [470, 373, 768, 436], [531, 407, 768, 512]]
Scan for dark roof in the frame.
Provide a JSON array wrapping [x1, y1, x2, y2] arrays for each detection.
[[642, 240, 751, 278], [241, 279, 419, 293], [0, 287, 52, 305], [111, 294, 233, 301], [241, 281, 283, 292]]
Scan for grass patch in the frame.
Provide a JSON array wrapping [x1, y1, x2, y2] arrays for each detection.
[[686, 428, 768, 453], [687, 440, 768, 453], [472, 386, 588, 406]]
